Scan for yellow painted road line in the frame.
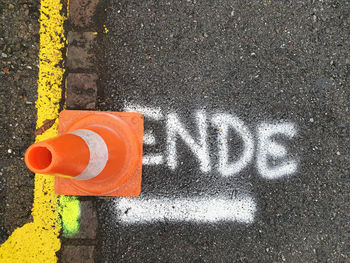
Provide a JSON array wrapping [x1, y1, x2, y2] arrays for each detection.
[[0, 0, 66, 262]]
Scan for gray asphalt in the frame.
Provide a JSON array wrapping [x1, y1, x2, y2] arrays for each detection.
[[0, 0, 39, 244], [96, 1, 350, 262]]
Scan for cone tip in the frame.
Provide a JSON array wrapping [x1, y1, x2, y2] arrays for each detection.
[[25, 144, 53, 174]]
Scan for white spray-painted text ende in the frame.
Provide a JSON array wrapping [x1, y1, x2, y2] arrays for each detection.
[[125, 104, 298, 179]]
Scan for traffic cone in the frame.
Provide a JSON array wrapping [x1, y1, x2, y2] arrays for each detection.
[[25, 110, 144, 196]]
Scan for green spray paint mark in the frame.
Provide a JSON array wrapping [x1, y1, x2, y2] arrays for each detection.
[[58, 195, 80, 237]]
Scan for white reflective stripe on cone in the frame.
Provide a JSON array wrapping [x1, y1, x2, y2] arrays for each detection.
[[69, 129, 108, 180]]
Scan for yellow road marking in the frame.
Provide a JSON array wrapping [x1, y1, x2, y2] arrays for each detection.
[[0, 0, 66, 262]]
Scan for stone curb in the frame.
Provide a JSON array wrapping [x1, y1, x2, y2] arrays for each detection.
[[61, 0, 105, 262], [61, 246, 95, 263], [66, 32, 97, 71], [66, 73, 98, 109]]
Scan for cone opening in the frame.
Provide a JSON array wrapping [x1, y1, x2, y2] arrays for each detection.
[[27, 146, 53, 171]]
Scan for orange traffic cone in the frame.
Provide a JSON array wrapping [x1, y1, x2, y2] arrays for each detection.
[[25, 110, 144, 196]]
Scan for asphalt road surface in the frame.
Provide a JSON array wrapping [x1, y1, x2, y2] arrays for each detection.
[[0, 0, 39, 244], [96, 1, 350, 262]]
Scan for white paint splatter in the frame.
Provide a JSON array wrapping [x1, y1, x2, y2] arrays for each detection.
[[143, 154, 164, 165], [256, 122, 298, 179], [166, 110, 211, 172], [143, 131, 156, 145], [115, 196, 256, 224], [124, 104, 163, 120], [211, 113, 254, 177]]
